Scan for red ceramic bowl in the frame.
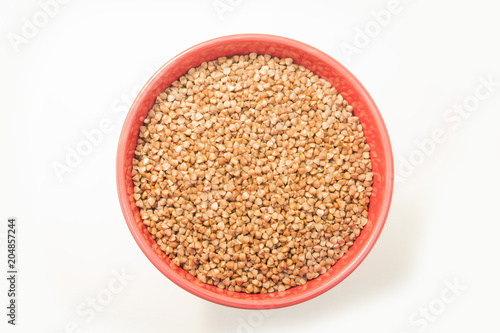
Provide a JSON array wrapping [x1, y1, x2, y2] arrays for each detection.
[[116, 34, 393, 309]]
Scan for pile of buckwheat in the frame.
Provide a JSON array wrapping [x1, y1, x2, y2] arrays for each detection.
[[132, 53, 373, 293]]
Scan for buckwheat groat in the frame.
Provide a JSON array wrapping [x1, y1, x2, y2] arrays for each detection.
[[132, 54, 373, 293]]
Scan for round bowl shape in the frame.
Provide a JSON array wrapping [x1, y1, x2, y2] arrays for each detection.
[[116, 34, 393, 309]]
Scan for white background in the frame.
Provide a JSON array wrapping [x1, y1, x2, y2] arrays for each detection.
[[1, 0, 499, 332]]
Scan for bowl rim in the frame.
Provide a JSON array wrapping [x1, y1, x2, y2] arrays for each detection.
[[116, 33, 394, 309]]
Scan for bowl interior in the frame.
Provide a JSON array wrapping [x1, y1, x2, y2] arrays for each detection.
[[116, 34, 393, 309]]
